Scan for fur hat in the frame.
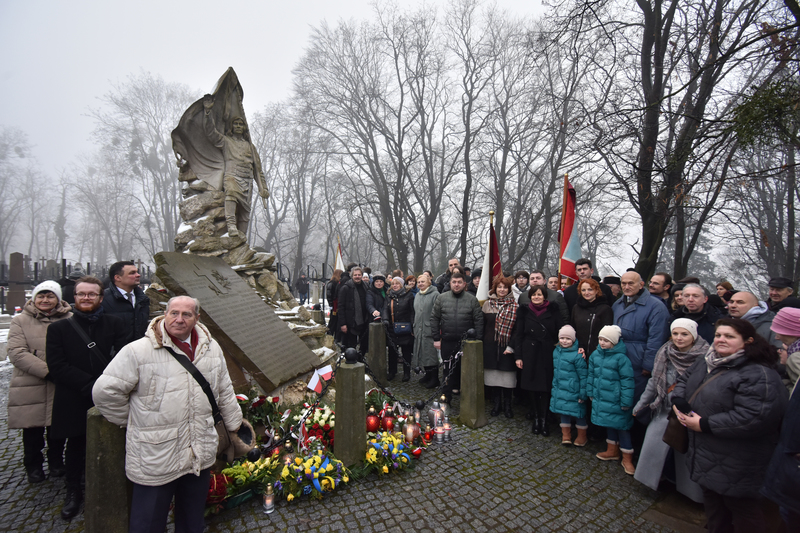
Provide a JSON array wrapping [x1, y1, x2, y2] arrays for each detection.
[[558, 325, 577, 342], [670, 318, 698, 340], [598, 325, 622, 345], [32, 280, 62, 302]]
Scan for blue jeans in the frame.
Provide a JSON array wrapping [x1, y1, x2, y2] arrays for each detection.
[[605, 428, 632, 450], [560, 414, 588, 427]]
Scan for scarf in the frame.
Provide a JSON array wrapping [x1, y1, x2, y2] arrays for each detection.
[[649, 337, 708, 411], [71, 305, 105, 323], [705, 346, 747, 372], [485, 294, 517, 346], [528, 301, 549, 317]]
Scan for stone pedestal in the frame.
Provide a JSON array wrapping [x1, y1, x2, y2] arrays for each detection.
[[459, 340, 488, 429], [334, 361, 366, 467], [85, 407, 131, 533], [367, 322, 387, 386], [310, 309, 325, 326]]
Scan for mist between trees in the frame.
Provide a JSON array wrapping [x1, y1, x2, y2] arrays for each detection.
[[1, 0, 798, 294]]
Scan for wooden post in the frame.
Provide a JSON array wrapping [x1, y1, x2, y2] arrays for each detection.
[[367, 322, 387, 386], [85, 407, 131, 533], [458, 340, 488, 429], [335, 357, 366, 467]]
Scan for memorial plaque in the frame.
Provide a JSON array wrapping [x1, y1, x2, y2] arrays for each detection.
[[154, 252, 320, 392]]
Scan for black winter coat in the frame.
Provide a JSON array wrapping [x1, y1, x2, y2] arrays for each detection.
[[482, 312, 517, 372], [46, 312, 127, 439], [513, 302, 563, 391], [338, 279, 369, 330], [762, 386, 800, 514], [382, 289, 416, 346], [430, 290, 483, 342], [367, 286, 387, 317], [101, 285, 150, 347], [673, 356, 788, 498], [571, 296, 614, 357], [563, 282, 614, 315]]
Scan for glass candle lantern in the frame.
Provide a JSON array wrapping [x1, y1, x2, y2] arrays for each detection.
[[263, 485, 275, 514]]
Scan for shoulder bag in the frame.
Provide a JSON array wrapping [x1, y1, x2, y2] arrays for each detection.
[[391, 299, 412, 336], [663, 370, 729, 453]]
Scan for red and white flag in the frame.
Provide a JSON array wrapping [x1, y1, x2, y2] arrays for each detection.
[[317, 365, 333, 381], [307, 372, 323, 393], [558, 175, 582, 285], [476, 214, 503, 304]]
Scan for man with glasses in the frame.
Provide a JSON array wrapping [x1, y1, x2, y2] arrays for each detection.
[[46, 276, 127, 520]]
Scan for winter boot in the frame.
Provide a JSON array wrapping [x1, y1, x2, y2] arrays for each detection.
[[402, 366, 411, 382], [596, 440, 621, 461], [573, 427, 588, 447], [424, 367, 440, 389], [503, 390, 514, 419], [560, 425, 573, 446], [61, 488, 82, 520], [532, 418, 542, 435], [490, 388, 502, 417], [621, 450, 636, 475], [541, 417, 550, 437], [26, 465, 45, 484]]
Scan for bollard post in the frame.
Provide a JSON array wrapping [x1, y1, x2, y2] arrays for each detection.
[[459, 340, 488, 429], [335, 352, 366, 467], [85, 407, 131, 533], [367, 322, 387, 387], [310, 309, 325, 326]]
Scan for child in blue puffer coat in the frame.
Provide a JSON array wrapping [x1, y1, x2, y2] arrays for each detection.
[[587, 325, 636, 475], [549, 325, 588, 446]]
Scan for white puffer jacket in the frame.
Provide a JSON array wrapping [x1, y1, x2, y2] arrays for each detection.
[[92, 316, 242, 486]]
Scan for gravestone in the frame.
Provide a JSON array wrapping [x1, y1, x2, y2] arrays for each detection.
[[7, 253, 25, 311], [154, 251, 320, 392]]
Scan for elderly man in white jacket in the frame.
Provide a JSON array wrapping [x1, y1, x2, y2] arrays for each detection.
[[93, 296, 242, 533]]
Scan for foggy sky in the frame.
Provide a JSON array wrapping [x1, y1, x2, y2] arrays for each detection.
[[0, 0, 543, 178]]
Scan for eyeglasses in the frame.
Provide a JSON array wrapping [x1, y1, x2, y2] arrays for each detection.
[[76, 292, 100, 299]]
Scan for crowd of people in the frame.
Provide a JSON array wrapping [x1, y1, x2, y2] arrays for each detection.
[[326, 258, 800, 532], [7, 261, 242, 533]]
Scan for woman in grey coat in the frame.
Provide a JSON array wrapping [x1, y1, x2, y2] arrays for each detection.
[[632, 318, 707, 502], [412, 273, 440, 388]]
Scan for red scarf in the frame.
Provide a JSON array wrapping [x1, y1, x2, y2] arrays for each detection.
[[167, 329, 198, 361]]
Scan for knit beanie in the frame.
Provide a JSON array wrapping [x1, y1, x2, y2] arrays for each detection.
[[598, 325, 622, 345], [670, 318, 698, 340], [558, 325, 577, 341], [771, 307, 800, 337], [32, 280, 62, 302]]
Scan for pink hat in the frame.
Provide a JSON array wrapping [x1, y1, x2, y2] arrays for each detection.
[[771, 307, 800, 337]]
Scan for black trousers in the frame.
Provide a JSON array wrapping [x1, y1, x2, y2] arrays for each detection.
[[529, 391, 551, 418], [22, 426, 65, 470], [343, 325, 368, 359], [129, 468, 211, 533], [702, 488, 765, 533], [388, 341, 413, 373], [65, 434, 86, 490]]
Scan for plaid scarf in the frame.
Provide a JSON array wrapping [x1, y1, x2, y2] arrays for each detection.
[[705, 346, 746, 373], [648, 337, 708, 411], [486, 294, 518, 347]]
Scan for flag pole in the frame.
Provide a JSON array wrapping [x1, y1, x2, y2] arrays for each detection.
[[558, 174, 569, 290]]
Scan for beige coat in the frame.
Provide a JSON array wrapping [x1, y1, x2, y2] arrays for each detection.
[[7, 299, 72, 429], [92, 316, 242, 487]]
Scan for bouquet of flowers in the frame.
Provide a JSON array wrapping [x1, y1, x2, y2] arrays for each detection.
[[361, 431, 417, 476], [205, 472, 230, 516], [365, 388, 392, 412], [220, 453, 281, 498], [277, 449, 349, 502], [239, 392, 282, 430]]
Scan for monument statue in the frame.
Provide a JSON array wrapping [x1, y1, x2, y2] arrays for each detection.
[[172, 67, 268, 242]]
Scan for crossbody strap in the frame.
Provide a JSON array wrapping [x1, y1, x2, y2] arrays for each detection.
[[163, 346, 223, 424], [67, 317, 109, 367], [391, 298, 395, 323], [688, 369, 729, 404]]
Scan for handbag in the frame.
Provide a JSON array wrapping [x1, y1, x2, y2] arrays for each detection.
[[662, 370, 729, 453], [164, 346, 255, 461], [391, 299, 412, 336]]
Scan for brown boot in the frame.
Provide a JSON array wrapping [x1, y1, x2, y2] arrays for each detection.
[[621, 450, 635, 475], [560, 426, 572, 445], [596, 440, 620, 461], [573, 427, 588, 447]]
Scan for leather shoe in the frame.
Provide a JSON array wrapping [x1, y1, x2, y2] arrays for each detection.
[[27, 467, 45, 484], [49, 465, 66, 478], [61, 489, 82, 520]]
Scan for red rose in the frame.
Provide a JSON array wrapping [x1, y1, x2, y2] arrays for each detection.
[[323, 424, 331, 431], [272, 396, 280, 403], [252, 397, 266, 408], [312, 423, 320, 430]]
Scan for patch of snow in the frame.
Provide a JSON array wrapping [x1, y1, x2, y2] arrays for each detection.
[[177, 222, 193, 233], [0, 330, 7, 343], [194, 215, 209, 223]]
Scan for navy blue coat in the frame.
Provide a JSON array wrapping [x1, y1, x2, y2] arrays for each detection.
[[762, 386, 800, 513], [101, 285, 150, 347]]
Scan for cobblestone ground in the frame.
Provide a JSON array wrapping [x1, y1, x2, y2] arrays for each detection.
[[0, 359, 689, 532]]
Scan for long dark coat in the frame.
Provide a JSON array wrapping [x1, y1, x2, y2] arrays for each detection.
[[482, 311, 518, 373], [46, 312, 127, 439], [571, 295, 614, 357], [513, 302, 563, 391], [382, 289, 415, 347]]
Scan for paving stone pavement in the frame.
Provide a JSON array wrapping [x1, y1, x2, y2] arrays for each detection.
[[0, 359, 685, 532]]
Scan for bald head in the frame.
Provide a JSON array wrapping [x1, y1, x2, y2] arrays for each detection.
[[620, 272, 644, 297], [727, 291, 759, 318]]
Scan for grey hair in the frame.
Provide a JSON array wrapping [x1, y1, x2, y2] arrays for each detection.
[[166, 296, 200, 316], [683, 283, 708, 297], [350, 266, 363, 276]]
